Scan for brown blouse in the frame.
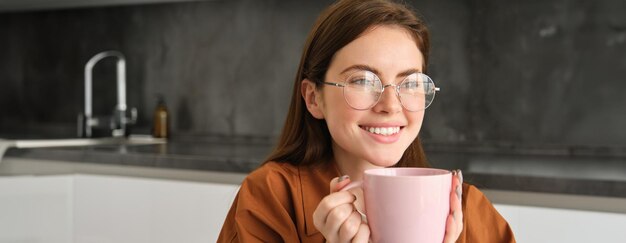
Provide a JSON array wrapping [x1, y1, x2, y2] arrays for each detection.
[[217, 161, 516, 242]]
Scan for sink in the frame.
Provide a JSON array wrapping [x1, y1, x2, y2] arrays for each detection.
[[0, 135, 165, 161], [10, 135, 165, 148]]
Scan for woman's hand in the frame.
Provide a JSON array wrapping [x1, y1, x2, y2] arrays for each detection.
[[443, 170, 464, 243], [313, 176, 370, 243]]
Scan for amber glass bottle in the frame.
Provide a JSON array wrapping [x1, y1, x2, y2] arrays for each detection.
[[152, 95, 169, 138]]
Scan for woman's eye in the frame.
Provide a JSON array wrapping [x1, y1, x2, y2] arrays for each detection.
[[350, 78, 374, 86], [402, 81, 420, 89]]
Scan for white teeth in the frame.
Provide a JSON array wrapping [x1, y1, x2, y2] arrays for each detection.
[[362, 126, 401, 136]]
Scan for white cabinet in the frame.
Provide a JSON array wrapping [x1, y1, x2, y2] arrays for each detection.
[[494, 203, 626, 243], [0, 176, 73, 243], [0, 174, 240, 243]]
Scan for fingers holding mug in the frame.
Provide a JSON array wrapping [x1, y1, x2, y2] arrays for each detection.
[[338, 209, 364, 242], [331, 175, 353, 192], [443, 170, 464, 243], [326, 203, 358, 242], [315, 176, 370, 243], [351, 222, 371, 243]]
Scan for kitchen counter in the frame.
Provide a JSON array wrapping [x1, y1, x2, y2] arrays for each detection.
[[2, 139, 626, 205], [3, 139, 271, 174]]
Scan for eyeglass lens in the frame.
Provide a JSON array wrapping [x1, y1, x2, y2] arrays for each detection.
[[342, 71, 436, 111]]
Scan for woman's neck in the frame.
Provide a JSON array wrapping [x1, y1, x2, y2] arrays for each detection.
[[331, 142, 383, 181]]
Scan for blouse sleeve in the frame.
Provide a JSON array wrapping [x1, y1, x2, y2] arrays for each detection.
[[217, 164, 301, 243], [458, 184, 516, 243]]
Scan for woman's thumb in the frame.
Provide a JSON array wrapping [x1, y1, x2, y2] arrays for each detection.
[[330, 175, 351, 193]]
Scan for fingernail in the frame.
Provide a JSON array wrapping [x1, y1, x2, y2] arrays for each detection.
[[458, 170, 463, 185], [456, 185, 462, 199], [338, 175, 350, 182]]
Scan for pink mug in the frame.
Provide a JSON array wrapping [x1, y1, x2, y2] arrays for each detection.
[[342, 168, 452, 243]]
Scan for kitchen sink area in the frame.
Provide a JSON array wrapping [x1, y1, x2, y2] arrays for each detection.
[[0, 135, 166, 161], [2, 135, 165, 148]]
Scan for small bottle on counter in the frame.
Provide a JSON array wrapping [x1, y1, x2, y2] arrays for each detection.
[[152, 94, 169, 138]]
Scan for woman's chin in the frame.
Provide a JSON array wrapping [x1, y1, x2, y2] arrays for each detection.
[[368, 156, 403, 168]]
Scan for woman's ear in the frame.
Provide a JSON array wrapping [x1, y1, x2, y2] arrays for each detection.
[[301, 79, 325, 119]]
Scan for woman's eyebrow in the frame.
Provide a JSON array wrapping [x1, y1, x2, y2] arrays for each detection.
[[397, 68, 421, 78], [340, 64, 422, 78], [340, 64, 381, 76]]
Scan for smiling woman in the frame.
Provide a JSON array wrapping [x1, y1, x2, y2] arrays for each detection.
[[217, 0, 515, 242], [305, 25, 429, 169]]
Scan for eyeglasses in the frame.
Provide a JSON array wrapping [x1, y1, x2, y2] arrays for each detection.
[[318, 70, 440, 111]]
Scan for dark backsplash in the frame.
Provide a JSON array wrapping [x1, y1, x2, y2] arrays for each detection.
[[1, 0, 625, 148]]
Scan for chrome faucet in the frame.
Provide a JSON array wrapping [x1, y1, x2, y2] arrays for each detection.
[[79, 51, 137, 138]]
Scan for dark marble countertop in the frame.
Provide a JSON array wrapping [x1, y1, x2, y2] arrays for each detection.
[[3, 140, 626, 199], [3, 140, 272, 174]]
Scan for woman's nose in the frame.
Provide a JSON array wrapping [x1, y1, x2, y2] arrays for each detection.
[[372, 86, 402, 113]]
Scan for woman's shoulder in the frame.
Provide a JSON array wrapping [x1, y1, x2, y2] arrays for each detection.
[[461, 183, 495, 209], [461, 183, 494, 206], [246, 161, 299, 180], [220, 161, 314, 242], [241, 161, 334, 199], [241, 161, 301, 192], [462, 183, 483, 197], [460, 183, 517, 242]]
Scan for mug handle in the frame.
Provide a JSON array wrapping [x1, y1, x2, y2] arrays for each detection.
[[339, 180, 367, 223]]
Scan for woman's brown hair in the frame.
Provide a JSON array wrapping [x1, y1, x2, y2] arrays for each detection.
[[266, 0, 430, 168]]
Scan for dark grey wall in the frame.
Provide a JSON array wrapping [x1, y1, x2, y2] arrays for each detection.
[[0, 0, 625, 147], [464, 0, 626, 146]]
